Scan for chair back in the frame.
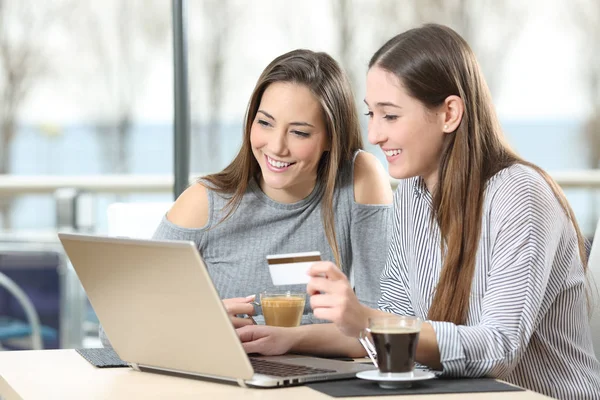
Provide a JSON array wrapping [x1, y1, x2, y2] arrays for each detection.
[[0, 271, 43, 350]]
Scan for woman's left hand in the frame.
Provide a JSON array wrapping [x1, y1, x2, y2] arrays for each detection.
[[307, 261, 368, 337], [236, 325, 297, 356]]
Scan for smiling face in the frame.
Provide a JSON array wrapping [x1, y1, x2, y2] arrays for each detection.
[[365, 66, 447, 190], [250, 82, 329, 203]]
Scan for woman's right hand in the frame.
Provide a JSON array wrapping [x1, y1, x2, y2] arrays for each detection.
[[307, 261, 369, 337], [223, 295, 257, 328]]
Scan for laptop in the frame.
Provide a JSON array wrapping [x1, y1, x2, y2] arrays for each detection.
[[58, 233, 374, 388]]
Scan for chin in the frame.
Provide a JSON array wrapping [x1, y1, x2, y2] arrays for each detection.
[[388, 166, 414, 181], [261, 174, 289, 190]]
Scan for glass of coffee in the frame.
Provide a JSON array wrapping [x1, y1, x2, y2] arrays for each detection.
[[366, 315, 422, 375], [260, 291, 306, 328]]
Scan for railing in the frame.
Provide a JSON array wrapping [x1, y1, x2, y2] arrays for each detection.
[[0, 172, 597, 350], [1, 170, 600, 195]]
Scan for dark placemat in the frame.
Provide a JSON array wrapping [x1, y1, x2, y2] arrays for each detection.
[[76, 347, 129, 368], [307, 377, 524, 397]]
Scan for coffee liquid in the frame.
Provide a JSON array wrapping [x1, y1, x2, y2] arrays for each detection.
[[261, 297, 305, 327], [371, 328, 420, 373]]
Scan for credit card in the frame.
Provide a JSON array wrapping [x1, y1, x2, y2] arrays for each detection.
[[266, 251, 321, 285]]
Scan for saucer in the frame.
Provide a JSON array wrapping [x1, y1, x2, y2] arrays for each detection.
[[356, 369, 436, 389]]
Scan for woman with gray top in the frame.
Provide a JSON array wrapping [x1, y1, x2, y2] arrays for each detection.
[[100, 49, 392, 347]]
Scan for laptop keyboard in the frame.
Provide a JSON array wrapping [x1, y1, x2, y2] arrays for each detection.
[[249, 358, 336, 377]]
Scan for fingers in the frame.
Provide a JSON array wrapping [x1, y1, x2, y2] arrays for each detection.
[[237, 325, 281, 355], [225, 303, 254, 316], [242, 337, 269, 354], [223, 296, 256, 316], [307, 261, 346, 280], [224, 295, 256, 304], [311, 307, 339, 324], [237, 325, 262, 342], [309, 292, 338, 309], [306, 276, 330, 296], [231, 316, 256, 329], [237, 325, 270, 344], [307, 275, 351, 296]]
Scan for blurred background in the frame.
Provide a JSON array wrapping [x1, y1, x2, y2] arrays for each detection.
[[0, 0, 598, 351]]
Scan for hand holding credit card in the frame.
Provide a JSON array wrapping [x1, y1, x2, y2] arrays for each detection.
[[266, 251, 321, 285]]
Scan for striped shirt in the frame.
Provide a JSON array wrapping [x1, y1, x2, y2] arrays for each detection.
[[378, 164, 600, 399]]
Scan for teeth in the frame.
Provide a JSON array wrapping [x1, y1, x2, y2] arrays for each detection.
[[267, 156, 291, 168], [384, 149, 402, 157]]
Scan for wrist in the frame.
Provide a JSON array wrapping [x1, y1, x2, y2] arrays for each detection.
[[355, 304, 375, 336], [362, 304, 379, 322], [287, 325, 309, 352]]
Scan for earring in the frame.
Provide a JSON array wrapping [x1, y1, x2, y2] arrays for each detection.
[[443, 124, 448, 130]]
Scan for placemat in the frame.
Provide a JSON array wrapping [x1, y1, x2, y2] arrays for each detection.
[[76, 347, 129, 368], [307, 377, 524, 397]]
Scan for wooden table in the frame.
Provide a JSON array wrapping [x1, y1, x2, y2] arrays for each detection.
[[0, 350, 552, 399]]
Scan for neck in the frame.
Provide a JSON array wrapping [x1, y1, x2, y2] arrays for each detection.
[[258, 176, 318, 204], [423, 168, 439, 194]]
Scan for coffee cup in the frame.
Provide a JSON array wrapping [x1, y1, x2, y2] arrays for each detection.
[[364, 315, 422, 375], [259, 291, 306, 328]]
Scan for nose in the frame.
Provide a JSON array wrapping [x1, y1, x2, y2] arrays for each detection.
[[367, 119, 384, 146], [268, 129, 288, 155]]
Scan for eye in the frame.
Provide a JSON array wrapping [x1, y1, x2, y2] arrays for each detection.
[[383, 115, 399, 121], [291, 130, 310, 138], [257, 119, 271, 127], [364, 111, 373, 118]]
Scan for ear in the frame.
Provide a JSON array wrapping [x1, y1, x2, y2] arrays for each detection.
[[441, 95, 464, 133]]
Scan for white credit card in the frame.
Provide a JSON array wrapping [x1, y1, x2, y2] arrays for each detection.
[[266, 251, 321, 286]]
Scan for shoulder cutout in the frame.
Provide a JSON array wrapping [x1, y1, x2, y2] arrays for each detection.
[[166, 182, 209, 228], [353, 151, 393, 205]]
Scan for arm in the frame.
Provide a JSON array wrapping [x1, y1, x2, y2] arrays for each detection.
[[428, 172, 570, 378], [350, 151, 393, 309], [308, 261, 441, 368], [377, 188, 415, 316], [237, 259, 440, 362], [238, 323, 367, 358], [291, 310, 440, 364]]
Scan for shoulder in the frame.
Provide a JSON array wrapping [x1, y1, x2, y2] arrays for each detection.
[[352, 151, 393, 205], [166, 182, 210, 229], [487, 164, 564, 221], [488, 164, 554, 202]]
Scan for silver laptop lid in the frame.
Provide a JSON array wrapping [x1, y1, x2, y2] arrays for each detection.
[[58, 233, 254, 381]]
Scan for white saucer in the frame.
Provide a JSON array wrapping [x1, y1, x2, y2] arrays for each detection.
[[356, 369, 436, 389]]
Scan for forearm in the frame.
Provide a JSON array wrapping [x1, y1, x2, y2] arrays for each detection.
[[290, 323, 366, 358], [415, 322, 441, 370]]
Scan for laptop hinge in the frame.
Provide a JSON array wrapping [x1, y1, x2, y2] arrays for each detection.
[[129, 362, 140, 371], [133, 363, 247, 387]]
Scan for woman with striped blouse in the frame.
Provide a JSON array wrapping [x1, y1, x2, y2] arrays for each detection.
[[237, 24, 600, 398]]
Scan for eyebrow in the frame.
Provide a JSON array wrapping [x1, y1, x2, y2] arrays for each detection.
[[363, 99, 402, 109], [257, 110, 315, 128]]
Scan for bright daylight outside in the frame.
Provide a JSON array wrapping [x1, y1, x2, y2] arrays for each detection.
[[0, 0, 599, 399]]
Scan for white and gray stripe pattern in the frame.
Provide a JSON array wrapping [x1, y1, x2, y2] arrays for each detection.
[[378, 164, 600, 399]]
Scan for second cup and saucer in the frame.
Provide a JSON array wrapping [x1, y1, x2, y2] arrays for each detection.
[[355, 314, 436, 389], [356, 369, 436, 389]]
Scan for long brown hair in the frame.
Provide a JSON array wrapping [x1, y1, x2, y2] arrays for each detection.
[[203, 49, 363, 268], [369, 24, 589, 325]]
